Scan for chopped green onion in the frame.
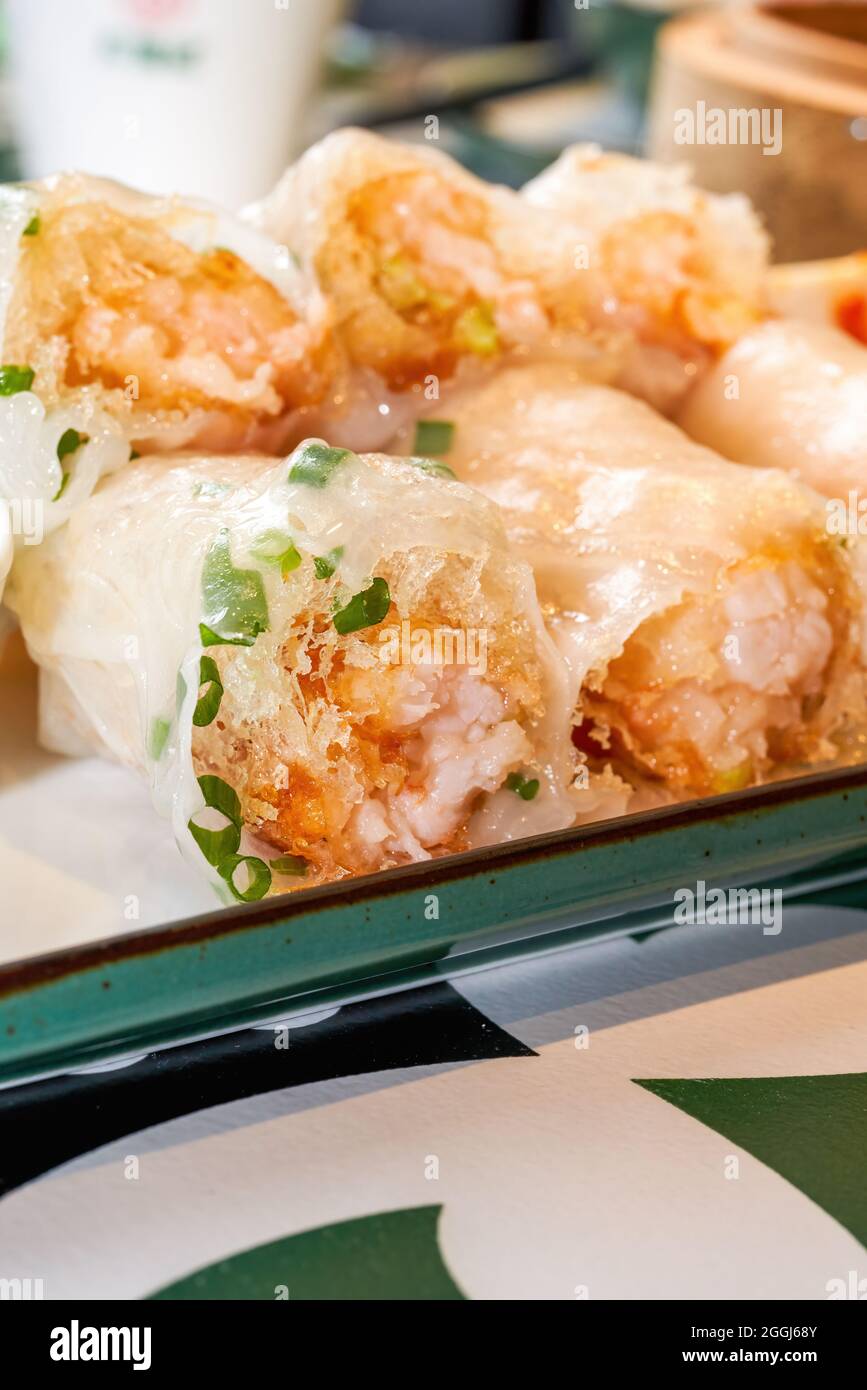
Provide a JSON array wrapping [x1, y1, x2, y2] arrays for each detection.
[[197, 774, 241, 823], [200, 529, 269, 647], [406, 455, 456, 480], [270, 854, 308, 878], [57, 428, 88, 461], [130, 448, 140, 461], [192, 655, 224, 727], [454, 302, 499, 356], [505, 771, 540, 801], [313, 546, 343, 580], [413, 419, 454, 456], [0, 364, 35, 395], [288, 442, 350, 488], [52, 428, 88, 502], [147, 716, 171, 761], [218, 854, 272, 903], [251, 530, 302, 580], [188, 773, 242, 866], [22, 215, 40, 237], [332, 577, 391, 635]]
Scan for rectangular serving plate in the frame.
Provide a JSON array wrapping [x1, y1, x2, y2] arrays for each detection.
[[2, 245, 863, 1086], [2, 761, 867, 1085]]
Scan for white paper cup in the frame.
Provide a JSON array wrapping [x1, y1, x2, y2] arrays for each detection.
[[5, 0, 342, 207]]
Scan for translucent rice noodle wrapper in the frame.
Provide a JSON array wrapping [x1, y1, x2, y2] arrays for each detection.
[[391, 363, 867, 803], [521, 145, 770, 414], [677, 318, 867, 502], [0, 173, 333, 598], [6, 442, 603, 901], [243, 128, 630, 451], [0, 499, 11, 635]]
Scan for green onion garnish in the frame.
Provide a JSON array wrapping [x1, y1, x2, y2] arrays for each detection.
[[413, 419, 454, 456], [332, 577, 391, 635], [188, 773, 242, 866], [505, 771, 540, 801], [313, 546, 343, 580], [192, 655, 224, 728], [406, 456, 456, 480], [288, 442, 350, 488], [218, 853, 272, 903], [270, 854, 308, 877], [51, 428, 88, 501], [129, 448, 140, 461], [199, 529, 269, 648], [188, 773, 270, 898], [57, 428, 87, 461], [147, 716, 171, 761], [454, 302, 499, 356], [0, 365, 35, 395], [251, 530, 302, 580], [22, 215, 40, 237]]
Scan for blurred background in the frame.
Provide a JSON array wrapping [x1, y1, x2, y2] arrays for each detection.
[[0, 0, 863, 259]]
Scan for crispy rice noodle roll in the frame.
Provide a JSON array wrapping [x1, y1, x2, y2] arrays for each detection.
[[677, 318, 867, 502], [245, 130, 629, 446], [6, 445, 594, 897], [393, 363, 867, 802], [0, 174, 333, 458], [246, 133, 768, 442], [521, 144, 770, 411]]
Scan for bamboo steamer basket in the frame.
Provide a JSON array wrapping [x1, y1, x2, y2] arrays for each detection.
[[648, 4, 867, 261]]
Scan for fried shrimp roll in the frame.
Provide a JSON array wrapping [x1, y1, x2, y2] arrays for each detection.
[[0, 174, 332, 590], [6, 442, 594, 897], [244, 128, 622, 449], [394, 364, 867, 801], [522, 145, 769, 412], [246, 131, 768, 447], [677, 318, 867, 503]]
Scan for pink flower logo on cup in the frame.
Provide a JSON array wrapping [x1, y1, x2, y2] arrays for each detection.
[[125, 0, 188, 24]]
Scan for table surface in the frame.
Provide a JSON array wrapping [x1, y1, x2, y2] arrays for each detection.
[[1, 879, 865, 1301]]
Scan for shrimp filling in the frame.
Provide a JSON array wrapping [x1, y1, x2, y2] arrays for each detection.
[[577, 557, 856, 795], [191, 608, 541, 881], [597, 211, 761, 356], [5, 198, 328, 440], [326, 172, 549, 388], [333, 175, 756, 410]]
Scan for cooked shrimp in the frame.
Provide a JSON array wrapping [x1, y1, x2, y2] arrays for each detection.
[[583, 557, 854, 795], [193, 609, 541, 878], [321, 169, 550, 390], [5, 193, 333, 451]]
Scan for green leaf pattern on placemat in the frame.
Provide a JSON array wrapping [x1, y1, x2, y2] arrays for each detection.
[[148, 1205, 466, 1300], [636, 1074, 867, 1251]]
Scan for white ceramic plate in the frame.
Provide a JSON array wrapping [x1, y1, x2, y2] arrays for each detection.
[[0, 634, 213, 966]]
